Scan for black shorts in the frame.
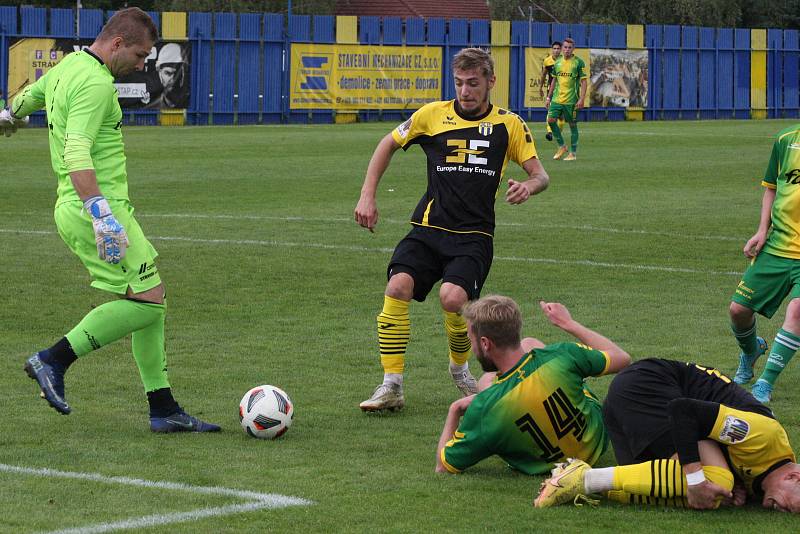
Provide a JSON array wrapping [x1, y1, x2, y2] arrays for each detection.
[[388, 226, 493, 302], [602, 358, 769, 465]]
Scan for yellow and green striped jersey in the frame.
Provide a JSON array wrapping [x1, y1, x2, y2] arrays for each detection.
[[762, 125, 800, 259], [440, 342, 610, 475], [13, 50, 128, 205], [552, 55, 587, 105]]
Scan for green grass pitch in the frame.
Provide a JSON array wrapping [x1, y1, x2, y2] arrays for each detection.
[[2, 118, 800, 532]]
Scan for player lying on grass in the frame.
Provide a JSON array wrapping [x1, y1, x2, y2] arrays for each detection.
[[435, 295, 630, 474], [534, 358, 800, 512], [5, 8, 219, 433]]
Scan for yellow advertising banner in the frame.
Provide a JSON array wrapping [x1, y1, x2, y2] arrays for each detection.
[[524, 48, 590, 108], [7, 38, 65, 102], [290, 43, 442, 110]]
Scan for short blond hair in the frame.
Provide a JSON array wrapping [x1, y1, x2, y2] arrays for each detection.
[[451, 47, 494, 79], [462, 295, 521, 349]]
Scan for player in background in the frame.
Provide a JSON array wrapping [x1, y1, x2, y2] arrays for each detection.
[[354, 48, 549, 412], [546, 37, 587, 161], [2, 8, 219, 432], [729, 124, 800, 403], [435, 295, 631, 474], [535, 358, 800, 512], [538, 41, 564, 142]]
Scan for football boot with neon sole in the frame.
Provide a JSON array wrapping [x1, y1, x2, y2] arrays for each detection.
[[564, 153, 577, 161], [359, 383, 405, 412], [553, 146, 569, 160], [733, 336, 768, 385], [24, 352, 70, 415], [150, 410, 221, 433], [534, 458, 591, 508]]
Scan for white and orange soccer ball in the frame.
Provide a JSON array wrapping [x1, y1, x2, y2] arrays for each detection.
[[239, 385, 294, 439]]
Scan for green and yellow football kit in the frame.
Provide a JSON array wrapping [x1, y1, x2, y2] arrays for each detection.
[[440, 342, 610, 475], [731, 125, 800, 390], [547, 55, 587, 154]]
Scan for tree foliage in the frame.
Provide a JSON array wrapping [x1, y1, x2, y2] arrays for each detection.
[[3, 0, 798, 28], [491, 0, 799, 29]]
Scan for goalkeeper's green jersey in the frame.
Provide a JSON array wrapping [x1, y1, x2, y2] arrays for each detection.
[[552, 55, 587, 105], [440, 342, 610, 475], [13, 50, 127, 204], [762, 124, 800, 259]]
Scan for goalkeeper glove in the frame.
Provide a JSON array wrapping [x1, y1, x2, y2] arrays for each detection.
[[84, 196, 129, 264], [0, 108, 29, 137]]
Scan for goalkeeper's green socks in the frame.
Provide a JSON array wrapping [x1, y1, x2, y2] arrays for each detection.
[[65, 298, 171, 392]]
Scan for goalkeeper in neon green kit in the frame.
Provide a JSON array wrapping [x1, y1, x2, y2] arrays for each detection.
[[5, 8, 219, 432]]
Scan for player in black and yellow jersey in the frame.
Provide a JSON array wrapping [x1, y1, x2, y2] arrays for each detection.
[[354, 48, 549, 412], [535, 358, 800, 513], [538, 41, 564, 142]]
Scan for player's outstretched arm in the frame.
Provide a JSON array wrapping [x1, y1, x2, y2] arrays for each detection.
[[538, 301, 630, 373], [2, 76, 48, 136], [744, 187, 775, 258], [506, 157, 549, 205], [355, 132, 401, 232], [0, 109, 29, 137]]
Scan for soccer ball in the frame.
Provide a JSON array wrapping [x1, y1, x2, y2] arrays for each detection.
[[239, 385, 294, 439]]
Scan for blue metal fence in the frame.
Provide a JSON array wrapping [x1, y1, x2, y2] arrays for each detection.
[[1, 7, 799, 124]]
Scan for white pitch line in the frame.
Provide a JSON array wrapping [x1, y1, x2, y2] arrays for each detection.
[[7, 211, 746, 241], [0, 228, 743, 277], [0, 463, 311, 534], [137, 213, 742, 242]]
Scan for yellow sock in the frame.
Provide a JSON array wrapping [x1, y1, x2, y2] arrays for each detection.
[[612, 461, 734, 508], [377, 296, 410, 374], [444, 311, 470, 366], [546, 121, 552, 134], [607, 490, 686, 507]]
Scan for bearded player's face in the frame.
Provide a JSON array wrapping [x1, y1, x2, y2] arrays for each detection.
[[454, 68, 495, 118]]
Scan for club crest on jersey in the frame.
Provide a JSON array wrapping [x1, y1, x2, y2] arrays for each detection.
[[478, 121, 493, 136], [719, 416, 750, 444]]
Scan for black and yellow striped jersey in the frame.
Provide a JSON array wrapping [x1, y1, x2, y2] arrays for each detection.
[[543, 54, 557, 84], [710, 405, 796, 495], [391, 100, 538, 237]]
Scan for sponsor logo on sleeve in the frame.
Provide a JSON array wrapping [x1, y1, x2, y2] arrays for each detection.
[[719, 416, 750, 444], [396, 118, 412, 138]]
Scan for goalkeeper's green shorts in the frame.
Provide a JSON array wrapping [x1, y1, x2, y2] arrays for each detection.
[[54, 200, 162, 295]]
